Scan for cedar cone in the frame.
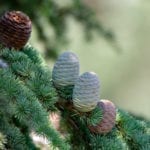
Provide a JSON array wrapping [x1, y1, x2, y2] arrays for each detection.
[[73, 72, 100, 112], [52, 51, 79, 87], [89, 99, 116, 134], [0, 11, 32, 49]]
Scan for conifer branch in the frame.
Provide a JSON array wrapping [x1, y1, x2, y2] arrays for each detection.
[[0, 48, 69, 149]]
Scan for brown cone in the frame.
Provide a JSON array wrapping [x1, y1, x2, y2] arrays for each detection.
[[89, 99, 116, 134], [0, 11, 32, 49]]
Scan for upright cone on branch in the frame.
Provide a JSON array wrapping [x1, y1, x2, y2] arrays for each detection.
[[89, 99, 116, 134], [73, 72, 100, 112], [52, 51, 79, 87], [0, 11, 32, 49], [52, 51, 79, 99]]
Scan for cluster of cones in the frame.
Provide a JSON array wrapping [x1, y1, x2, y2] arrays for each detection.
[[52, 52, 116, 134]]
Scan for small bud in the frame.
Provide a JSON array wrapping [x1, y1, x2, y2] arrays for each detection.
[[0, 11, 32, 49], [0, 59, 8, 68], [89, 99, 116, 134], [73, 72, 100, 112]]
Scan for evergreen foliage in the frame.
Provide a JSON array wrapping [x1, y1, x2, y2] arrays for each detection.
[[0, 43, 149, 149], [0, 0, 117, 58], [0, 46, 69, 149]]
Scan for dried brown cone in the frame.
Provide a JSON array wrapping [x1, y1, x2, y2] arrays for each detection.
[[89, 99, 116, 134], [0, 11, 32, 49]]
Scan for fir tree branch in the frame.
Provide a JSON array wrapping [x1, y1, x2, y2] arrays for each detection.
[[0, 47, 58, 111], [0, 67, 69, 149], [0, 45, 149, 149], [116, 109, 150, 150]]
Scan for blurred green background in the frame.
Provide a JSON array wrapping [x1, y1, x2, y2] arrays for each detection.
[[1, 0, 150, 119]]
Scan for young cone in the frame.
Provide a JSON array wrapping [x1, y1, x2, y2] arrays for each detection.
[[0, 11, 32, 49], [52, 51, 79, 99], [89, 99, 116, 134], [52, 51, 79, 87], [73, 72, 100, 112]]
